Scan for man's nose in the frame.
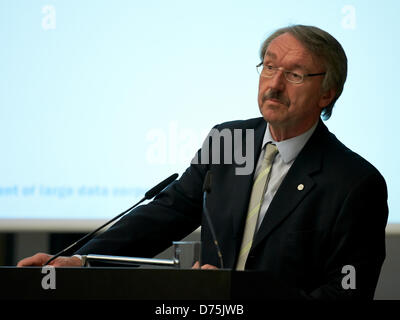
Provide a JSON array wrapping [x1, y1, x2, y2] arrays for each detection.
[[268, 70, 286, 90]]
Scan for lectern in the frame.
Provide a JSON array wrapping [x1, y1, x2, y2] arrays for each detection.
[[0, 267, 295, 300]]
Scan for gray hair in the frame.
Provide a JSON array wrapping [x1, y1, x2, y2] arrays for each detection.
[[260, 25, 347, 120]]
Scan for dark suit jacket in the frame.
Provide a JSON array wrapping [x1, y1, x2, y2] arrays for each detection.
[[76, 117, 388, 300]]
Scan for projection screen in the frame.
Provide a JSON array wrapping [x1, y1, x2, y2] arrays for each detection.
[[0, 0, 398, 231]]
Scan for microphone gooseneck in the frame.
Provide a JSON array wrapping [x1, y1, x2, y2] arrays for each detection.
[[145, 173, 178, 199], [44, 173, 179, 266], [202, 171, 224, 269]]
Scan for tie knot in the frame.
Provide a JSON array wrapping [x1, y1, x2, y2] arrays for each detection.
[[264, 143, 278, 163]]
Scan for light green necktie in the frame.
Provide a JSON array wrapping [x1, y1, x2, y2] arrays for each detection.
[[236, 143, 278, 270]]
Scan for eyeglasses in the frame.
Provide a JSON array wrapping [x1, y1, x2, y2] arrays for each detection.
[[256, 62, 326, 84]]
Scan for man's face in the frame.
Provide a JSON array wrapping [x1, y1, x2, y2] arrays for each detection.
[[258, 33, 333, 137]]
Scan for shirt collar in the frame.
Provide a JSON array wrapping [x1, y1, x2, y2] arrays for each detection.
[[262, 121, 319, 164]]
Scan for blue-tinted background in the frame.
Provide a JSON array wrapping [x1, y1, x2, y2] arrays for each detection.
[[0, 0, 398, 229]]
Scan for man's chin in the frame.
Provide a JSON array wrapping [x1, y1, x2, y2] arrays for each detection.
[[259, 104, 286, 123]]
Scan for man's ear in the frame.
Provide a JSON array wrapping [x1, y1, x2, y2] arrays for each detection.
[[318, 88, 336, 109]]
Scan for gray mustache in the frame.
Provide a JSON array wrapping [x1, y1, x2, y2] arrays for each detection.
[[262, 90, 290, 107]]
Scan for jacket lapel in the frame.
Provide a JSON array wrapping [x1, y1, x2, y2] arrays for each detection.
[[251, 120, 326, 250]]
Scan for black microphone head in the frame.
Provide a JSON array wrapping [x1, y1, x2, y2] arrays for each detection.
[[202, 171, 212, 193], [144, 173, 178, 199]]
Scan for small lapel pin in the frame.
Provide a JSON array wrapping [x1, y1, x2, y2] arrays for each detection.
[[297, 184, 304, 191]]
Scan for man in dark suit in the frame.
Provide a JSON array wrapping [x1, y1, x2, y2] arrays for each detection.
[[18, 25, 388, 300]]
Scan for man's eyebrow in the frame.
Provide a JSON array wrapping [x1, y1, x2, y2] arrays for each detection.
[[290, 63, 308, 71], [264, 51, 309, 71], [265, 51, 276, 59]]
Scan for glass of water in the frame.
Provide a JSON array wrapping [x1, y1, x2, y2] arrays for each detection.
[[173, 241, 201, 269]]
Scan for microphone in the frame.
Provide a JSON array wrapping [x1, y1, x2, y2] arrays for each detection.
[[44, 173, 179, 266], [202, 171, 224, 269]]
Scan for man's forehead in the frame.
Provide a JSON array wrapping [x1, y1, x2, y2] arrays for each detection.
[[265, 34, 308, 58], [264, 33, 319, 68]]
